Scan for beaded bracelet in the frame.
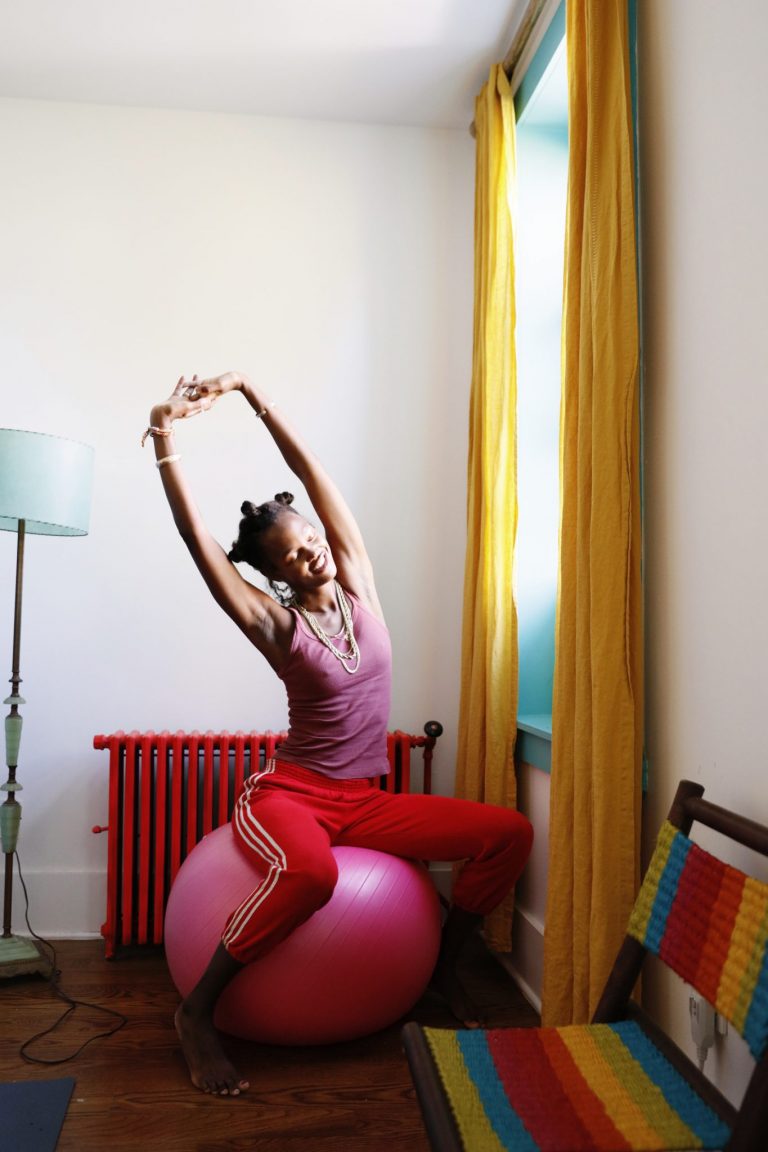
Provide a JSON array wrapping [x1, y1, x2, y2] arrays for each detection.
[[156, 454, 182, 469]]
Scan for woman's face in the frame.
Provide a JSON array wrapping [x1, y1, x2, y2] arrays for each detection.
[[261, 513, 337, 592]]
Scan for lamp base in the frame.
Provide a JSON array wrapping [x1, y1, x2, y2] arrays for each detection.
[[0, 933, 53, 979]]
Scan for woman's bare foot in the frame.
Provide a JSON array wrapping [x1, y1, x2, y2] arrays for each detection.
[[175, 1004, 250, 1096]]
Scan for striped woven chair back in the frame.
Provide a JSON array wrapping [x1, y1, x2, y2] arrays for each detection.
[[627, 819, 768, 1060]]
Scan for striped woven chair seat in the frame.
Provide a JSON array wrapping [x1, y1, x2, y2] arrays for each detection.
[[422, 1020, 731, 1151]]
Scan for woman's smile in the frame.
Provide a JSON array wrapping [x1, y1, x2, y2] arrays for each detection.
[[309, 549, 329, 575]]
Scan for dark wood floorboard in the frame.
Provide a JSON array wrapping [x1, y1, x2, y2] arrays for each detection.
[[0, 935, 538, 1151]]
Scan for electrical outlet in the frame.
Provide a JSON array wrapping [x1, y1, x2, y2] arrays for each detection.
[[689, 992, 715, 1070]]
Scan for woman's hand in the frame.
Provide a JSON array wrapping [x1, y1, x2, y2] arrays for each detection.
[[193, 371, 247, 401], [148, 374, 231, 430]]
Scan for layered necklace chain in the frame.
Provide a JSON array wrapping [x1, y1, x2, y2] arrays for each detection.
[[292, 581, 361, 674]]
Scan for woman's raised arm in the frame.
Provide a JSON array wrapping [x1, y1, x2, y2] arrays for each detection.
[[145, 377, 286, 653], [194, 372, 382, 617]]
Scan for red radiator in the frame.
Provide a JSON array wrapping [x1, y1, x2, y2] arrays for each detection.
[[92, 723, 442, 958]]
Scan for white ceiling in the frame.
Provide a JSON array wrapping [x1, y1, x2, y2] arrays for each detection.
[[0, 0, 528, 129]]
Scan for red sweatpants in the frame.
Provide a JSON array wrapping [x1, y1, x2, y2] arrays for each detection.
[[223, 759, 533, 964]]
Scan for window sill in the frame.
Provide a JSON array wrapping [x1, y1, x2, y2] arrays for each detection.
[[516, 713, 552, 773]]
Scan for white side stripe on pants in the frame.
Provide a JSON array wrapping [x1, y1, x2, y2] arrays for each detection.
[[222, 761, 288, 952]]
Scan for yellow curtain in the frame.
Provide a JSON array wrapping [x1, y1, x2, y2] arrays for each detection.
[[541, 0, 642, 1025], [455, 65, 519, 952]]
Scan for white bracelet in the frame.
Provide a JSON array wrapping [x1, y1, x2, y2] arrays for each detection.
[[156, 453, 182, 469], [255, 402, 276, 420], [141, 425, 173, 447]]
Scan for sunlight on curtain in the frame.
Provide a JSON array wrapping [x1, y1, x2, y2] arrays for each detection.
[[541, 0, 643, 1025], [456, 64, 520, 952]]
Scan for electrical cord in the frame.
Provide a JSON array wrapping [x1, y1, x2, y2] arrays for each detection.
[[14, 851, 127, 1065]]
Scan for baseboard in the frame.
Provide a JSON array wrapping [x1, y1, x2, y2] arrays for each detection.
[[494, 950, 543, 1015], [505, 902, 544, 1012], [36, 932, 104, 941]]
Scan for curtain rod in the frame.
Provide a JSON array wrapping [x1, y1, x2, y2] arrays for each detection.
[[469, 0, 562, 137]]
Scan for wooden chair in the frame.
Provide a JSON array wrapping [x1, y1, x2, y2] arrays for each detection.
[[402, 780, 768, 1151]]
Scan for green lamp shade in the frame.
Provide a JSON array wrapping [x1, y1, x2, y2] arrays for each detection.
[[0, 428, 94, 535]]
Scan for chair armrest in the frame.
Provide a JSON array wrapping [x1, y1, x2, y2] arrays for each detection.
[[401, 1022, 464, 1152]]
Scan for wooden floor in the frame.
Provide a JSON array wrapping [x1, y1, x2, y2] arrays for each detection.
[[1, 935, 538, 1152]]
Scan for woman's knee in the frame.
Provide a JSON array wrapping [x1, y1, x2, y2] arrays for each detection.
[[481, 806, 533, 855], [499, 810, 534, 872], [286, 852, 339, 913], [511, 810, 534, 854]]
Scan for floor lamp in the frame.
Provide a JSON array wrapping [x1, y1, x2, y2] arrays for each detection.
[[0, 428, 94, 979]]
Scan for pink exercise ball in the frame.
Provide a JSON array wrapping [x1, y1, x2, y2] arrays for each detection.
[[164, 824, 442, 1045]]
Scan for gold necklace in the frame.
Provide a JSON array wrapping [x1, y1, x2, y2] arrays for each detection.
[[292, 582, 361, 675]]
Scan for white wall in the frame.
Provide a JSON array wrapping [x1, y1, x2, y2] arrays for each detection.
[[0, 98, 475, 937], [639, 0, 768, 1106]]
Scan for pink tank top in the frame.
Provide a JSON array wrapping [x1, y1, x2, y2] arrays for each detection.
[[275, 590, 392, 779]]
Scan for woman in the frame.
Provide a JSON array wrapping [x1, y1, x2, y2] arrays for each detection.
[[145, 371, 533, 1097]]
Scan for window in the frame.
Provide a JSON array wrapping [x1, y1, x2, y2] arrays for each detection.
[[514, 4, 567, 747]]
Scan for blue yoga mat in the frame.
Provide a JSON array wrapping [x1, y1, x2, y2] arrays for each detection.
[[0, 1077, 75, 1152]]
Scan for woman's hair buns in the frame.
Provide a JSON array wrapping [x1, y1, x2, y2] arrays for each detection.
[[238, 494, 294, 524]]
